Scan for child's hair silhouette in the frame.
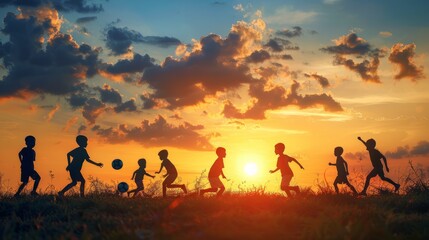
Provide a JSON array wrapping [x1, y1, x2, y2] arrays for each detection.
[[58, 135, 103, 197], [270, 142, 304, 198], [328, 146, 357, 195], [155, 149, 187, 197], [357, 136, 400, 195], [15, 135, 41, 197], [127, 158, 155, 197], [200, 147, 228, 197]]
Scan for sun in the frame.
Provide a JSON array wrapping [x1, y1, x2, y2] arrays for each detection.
[[244, 162, 258, 176]]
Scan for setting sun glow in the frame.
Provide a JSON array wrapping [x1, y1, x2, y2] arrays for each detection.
[[244, 162, 258, 176]]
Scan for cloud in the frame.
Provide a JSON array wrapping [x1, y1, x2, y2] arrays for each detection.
[[282, 54, 293, 60], [0, 9, 101, 99], [104, 26, 181, 55], [379, 31, 392, 37], [304, 73, 331, 88], [264, 38, 299, 52], [46, 104, 60, 121], [95, 84, 122, 104], [100, 53, 156, 82], [385, 141, 429, 159], [82, 98, 105, 124], [76, 16, 97, 24], [140, 20, 265, 109], [323, 0, 342, 4], [0, 0, 103, 13], [63, 116, 79, 132], [222, 80, 343, 119], [276, 26, 302, 38], [388, 43, 424, 81], [114, 99, 138, 113], [67, 93, 89, 108], [91, 115, 214, 151], [344, 151, 367, 161], [246, 49, 271, 63], [320, 33, 385, 83]]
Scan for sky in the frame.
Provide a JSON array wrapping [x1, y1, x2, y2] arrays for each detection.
[[0, 0, 428, 194]]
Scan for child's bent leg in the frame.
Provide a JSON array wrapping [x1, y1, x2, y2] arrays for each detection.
[[59, 181, 77, 196], [80, 179, 86, 197], [32, 173, 41, 193], [346, 181, 358, 194], [361, 170, 377, 195], [15, 182, 27, 196], [380, 175, 400, 190], [333, 182, 339, 194]]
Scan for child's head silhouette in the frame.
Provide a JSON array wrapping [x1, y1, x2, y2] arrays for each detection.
[[334, 146, 343, 156], [366, 139, 376, 149], [76, 135, 88, 147], [158, 149, 168, 160], [138, 158, 146, 168], [275, 143, 285, 155], [25, 135, 35, 148], [216, 147, 226, 158]]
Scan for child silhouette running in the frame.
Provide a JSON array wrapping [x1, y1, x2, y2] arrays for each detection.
[[15, 135, 41, 197], [200, 147, 227, 197], [128, 158, 155, 197], [155, 149, 187, 197], [328, 146, 357, 195], [358, 137, 400, 195], [270, 143, 304, 197], [58, 135, 103, 197]]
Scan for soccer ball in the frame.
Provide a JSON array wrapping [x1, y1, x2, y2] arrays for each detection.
[[117, 182, 129, 193], [112, 159, 123, 170]]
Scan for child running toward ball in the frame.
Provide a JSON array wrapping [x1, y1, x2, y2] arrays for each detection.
[[200, 147, 228, 197], [128, 158, 155, 197], [58, 135, 103, 197], [14, 135, 41, 197], [269, 143, 304, 198], [328, 146, 357, 195], [358, 137, 400, 195], [155, 149, 187, 197]]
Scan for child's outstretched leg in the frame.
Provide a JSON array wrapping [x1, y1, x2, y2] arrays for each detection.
[[380, 175, 400, 192], [58, 181, 77, 197], [15, 182, 27, 197], [345, 181, 358, 195], [360, 169, 377, 195], [333, 179, 340, 194], [217, 185, 225, 196]]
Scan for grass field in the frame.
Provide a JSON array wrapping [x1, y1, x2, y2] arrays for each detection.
[[1, 191, 429, 240]]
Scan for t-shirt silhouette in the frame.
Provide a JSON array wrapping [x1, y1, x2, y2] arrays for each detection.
[[368, 149, 383, 169], [208, 158, 224, 178], [19, 147, 35, 170], [162, 159, 177, 175], [68, 147, 90, 171], [277, 154, 294, 177]]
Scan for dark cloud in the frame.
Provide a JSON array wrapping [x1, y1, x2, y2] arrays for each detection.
[[91, 115, 214, 151], [304, 73, 331, 88], [388, 43, 424, 81], [76, 16, 97, 24], [140, 94, 159, 109], [140, 22, 261, 109], [344, 151, 367, 161], [169, 113, 183, 120], [0, 10, 101, 99], [246, 49, 270, 63], [82, 97, 105, 124], [0, 0, 103, 13], [114, 99, 138, 113], [282, 54, 293, 60], [222, 80, 343, 119], [104, 26, 181, 55], [95, 84, 122, 104], [276, 26, 302, 38], [100, 53, 156, 82], [264, 38, 297, 52], [320, 33, 385, 83], [67, 93, 89, 108]]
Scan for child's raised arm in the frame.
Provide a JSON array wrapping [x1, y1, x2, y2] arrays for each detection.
[[357, 136, 367, 147]]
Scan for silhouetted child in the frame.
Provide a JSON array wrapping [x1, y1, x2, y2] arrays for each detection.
[[128, 158, 155, 197], [155, 149, 187, 197], [270, 143, 304, 197], [200, 147, 227, 197], [328, 146, 357, 195], [58, 135, 103, 197], [14, 135, 41, 197], [358, 137, 400, 195]]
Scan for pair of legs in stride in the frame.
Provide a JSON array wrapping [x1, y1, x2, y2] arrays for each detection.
[[128, 184, 151, 197], [360, 168, 400, 195], [282, 175, 300, 197], [58, 170, 85, 197], [15, 170, 40, 196], [200, 177, 225, 197], [333, 177, 357, 195], [163, 173, 187, 197]]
